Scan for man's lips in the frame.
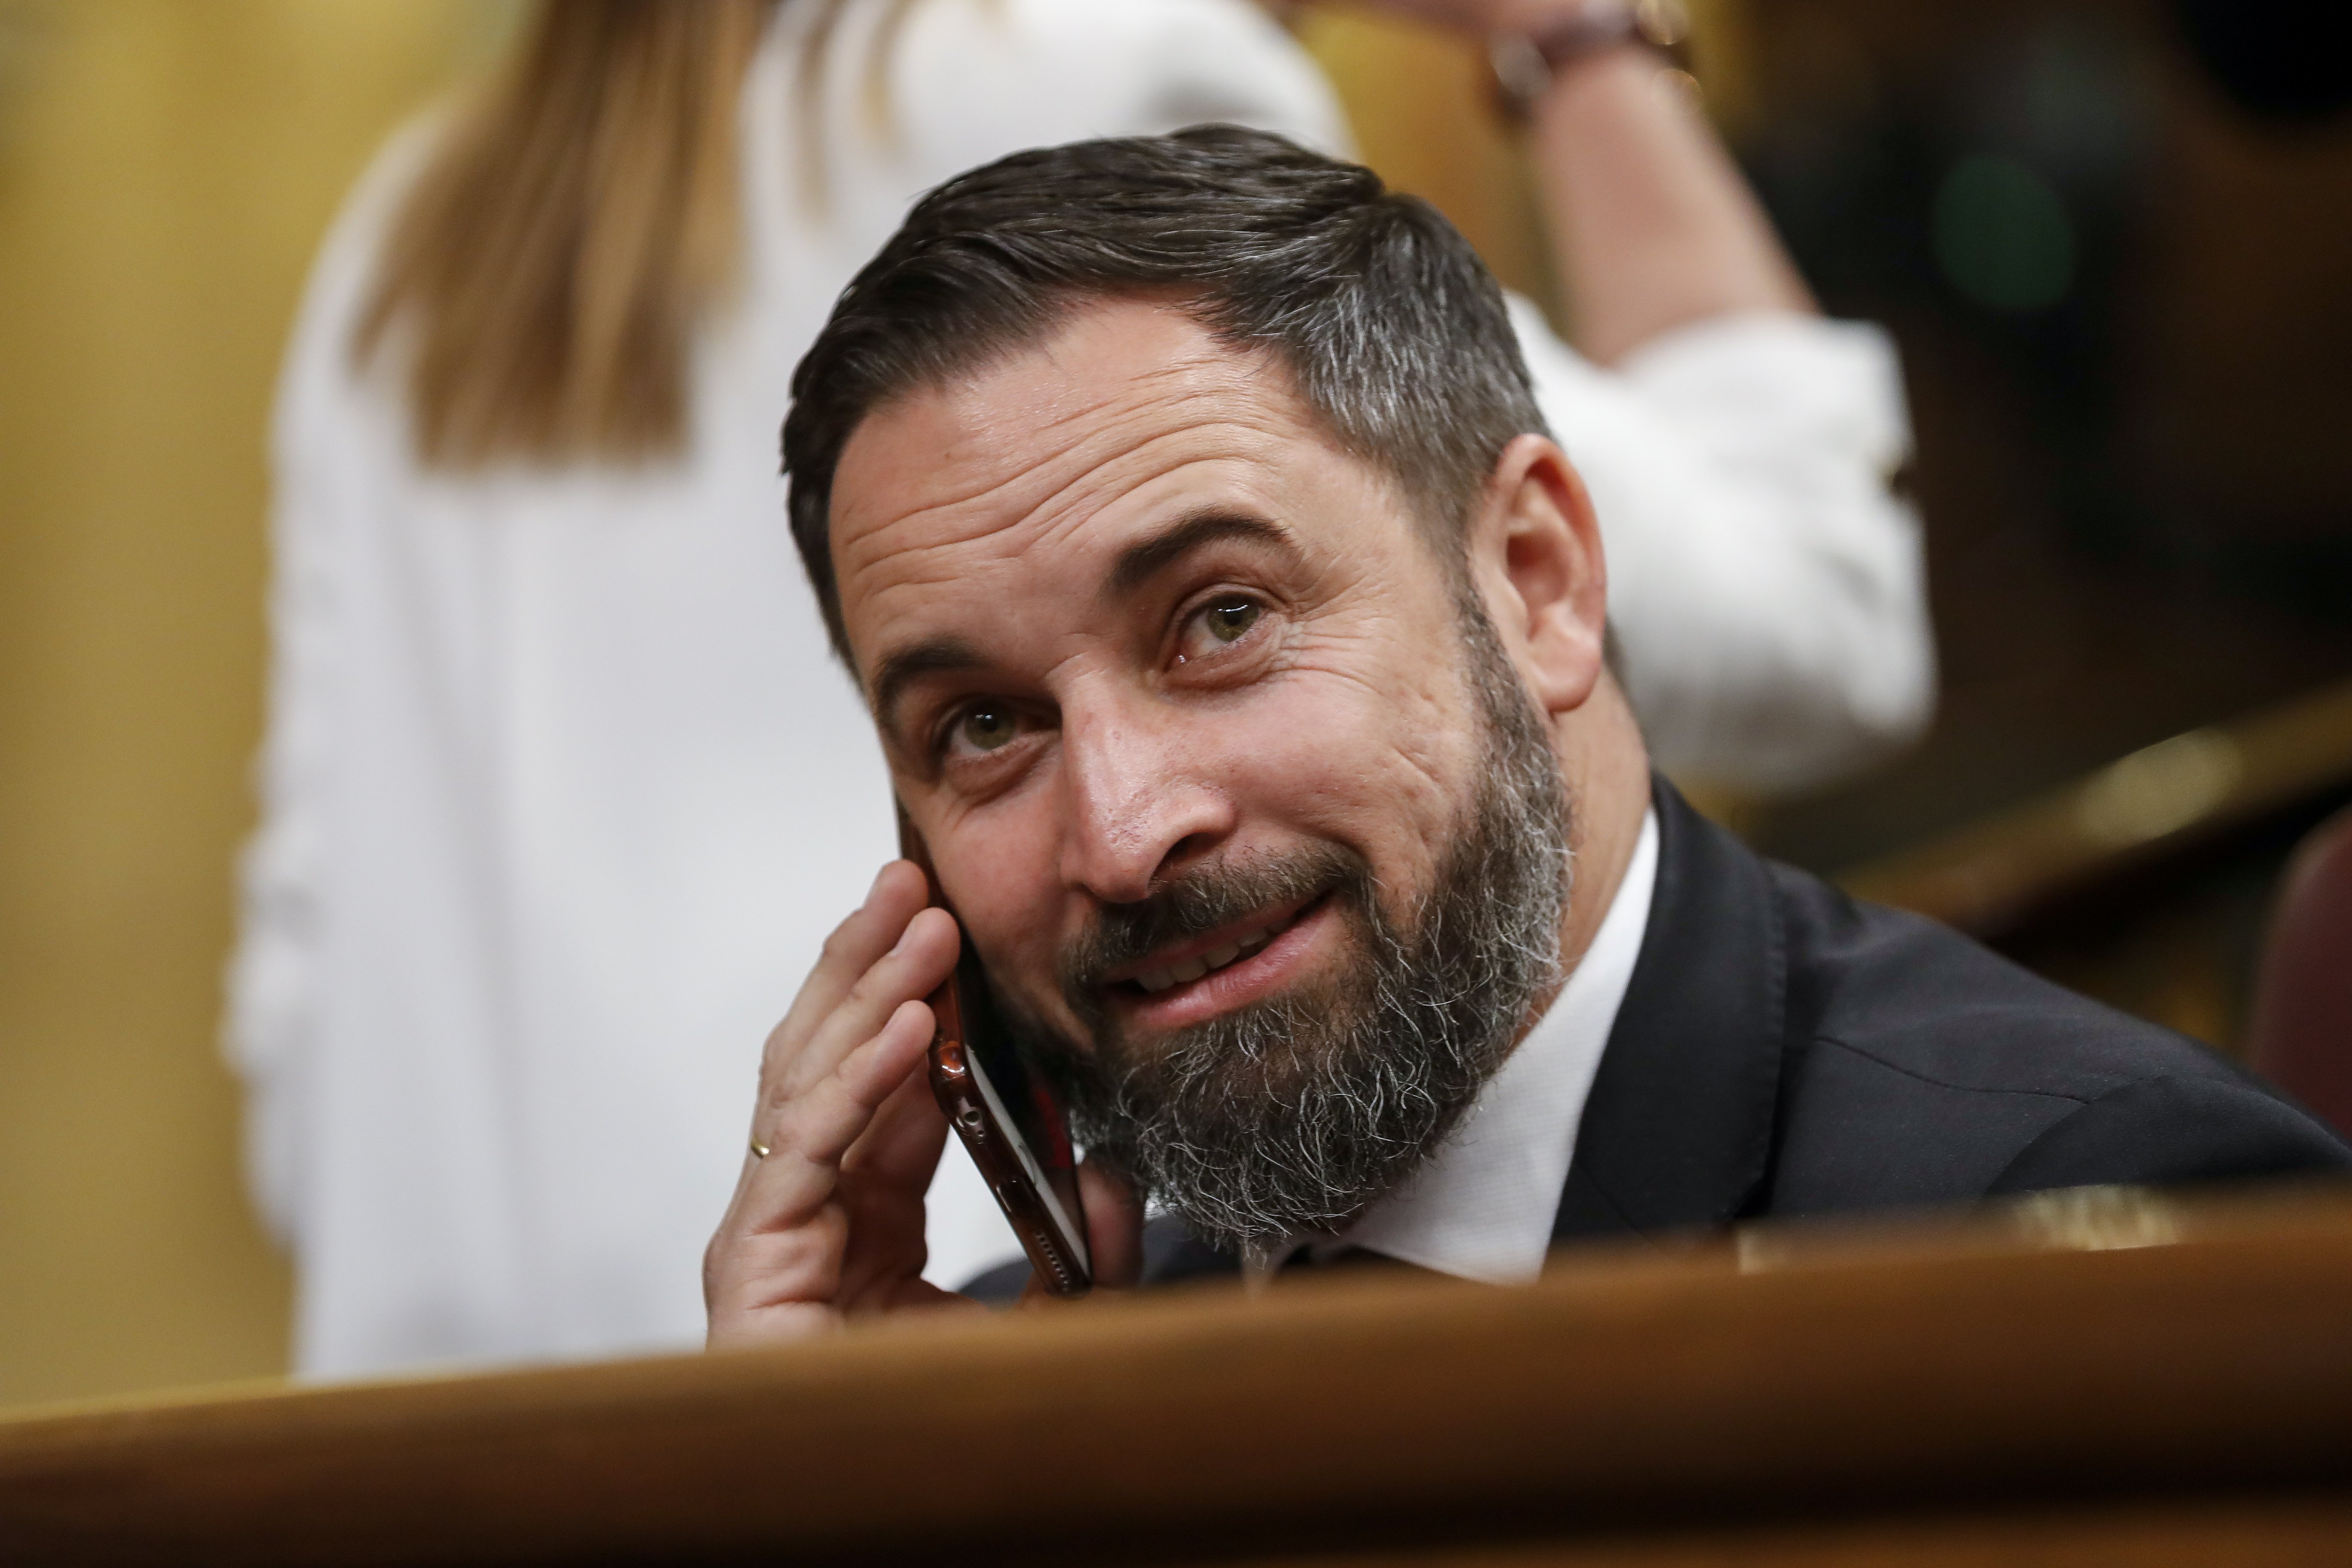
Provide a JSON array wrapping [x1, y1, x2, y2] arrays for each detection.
[[1103, 892, 1322, 995]]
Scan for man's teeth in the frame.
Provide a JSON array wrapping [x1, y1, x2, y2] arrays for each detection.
[[1134, 921, 1284, 994]]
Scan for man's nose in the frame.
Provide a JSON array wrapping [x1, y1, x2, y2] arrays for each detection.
[[1057, 699, 1234, 905]]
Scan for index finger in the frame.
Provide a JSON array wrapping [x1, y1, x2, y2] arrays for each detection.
[[761, 860, 933, 1089], [765, 904, 958, 1111]]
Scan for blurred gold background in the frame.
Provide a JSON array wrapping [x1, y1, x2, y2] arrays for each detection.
[[0, 0, 521, 1409]]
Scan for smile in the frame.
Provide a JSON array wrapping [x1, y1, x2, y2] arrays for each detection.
[[1117, 894, 1322, 995]]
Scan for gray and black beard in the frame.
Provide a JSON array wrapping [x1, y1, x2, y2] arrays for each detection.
[[1019, 597, 1574, 1258]]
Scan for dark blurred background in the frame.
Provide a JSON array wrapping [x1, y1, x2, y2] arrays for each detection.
[[1727, 0, 2352, 1043], [1745, 0, 2352, 865]]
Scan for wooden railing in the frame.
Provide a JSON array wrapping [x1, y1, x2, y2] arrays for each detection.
[[1841, 677, 2352, 941], [4, 1185, 2351, 1565]]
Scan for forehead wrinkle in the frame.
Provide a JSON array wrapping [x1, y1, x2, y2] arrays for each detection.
[[871, 332, 1298, 512], [856, 403, 1306, 603], [1018, 350, 1347, 531], [1014, 420, 1315, 593], [976, 368, 1284, 540], [841, 381, 1202, 576], [872, 337, 1255, 530]]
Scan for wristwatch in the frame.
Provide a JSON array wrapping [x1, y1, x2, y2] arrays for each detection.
[[1488, 0, 1694, 124]]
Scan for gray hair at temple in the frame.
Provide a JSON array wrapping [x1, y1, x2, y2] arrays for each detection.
[[780, 123, 1552, 666]]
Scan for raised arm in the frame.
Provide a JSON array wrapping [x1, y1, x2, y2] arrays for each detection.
[[1347, 0, 1808, 352], [1521, 23, 1815, 361], [1352, 0, 1934, 790]]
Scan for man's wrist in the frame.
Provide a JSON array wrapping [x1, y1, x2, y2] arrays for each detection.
[[1487, 0, 1692, 125]]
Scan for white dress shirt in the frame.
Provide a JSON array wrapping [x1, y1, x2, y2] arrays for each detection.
[[231, 0, 1925, 1378], [1255, 809, 1660, 1286]]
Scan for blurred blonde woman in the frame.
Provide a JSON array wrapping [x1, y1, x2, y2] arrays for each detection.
[[233, 0, 1930, 1377]]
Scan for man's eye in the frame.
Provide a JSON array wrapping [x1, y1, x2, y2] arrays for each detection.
[[1201, 597, 1261, 644], [954, 704, 1020, 754]]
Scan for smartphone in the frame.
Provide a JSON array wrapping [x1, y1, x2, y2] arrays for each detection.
[[896, 808, 1093, 1297]]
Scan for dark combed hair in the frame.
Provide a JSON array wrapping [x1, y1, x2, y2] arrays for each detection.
[[782, 124, 1549, 663]]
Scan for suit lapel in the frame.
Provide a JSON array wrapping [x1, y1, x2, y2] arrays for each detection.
[[1550, 777, 1789, 1246]]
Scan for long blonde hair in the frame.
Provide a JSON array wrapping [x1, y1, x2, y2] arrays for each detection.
[[356, 0, 783, 468]]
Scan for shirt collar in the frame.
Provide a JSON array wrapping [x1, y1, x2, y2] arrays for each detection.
[[1249, 807, 1662, 1286]]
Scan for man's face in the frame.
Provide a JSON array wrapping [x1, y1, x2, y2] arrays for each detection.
[[832, 298, 1569, 1246]]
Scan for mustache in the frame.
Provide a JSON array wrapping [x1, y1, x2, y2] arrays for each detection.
[[1060, 841, 1370, 996]]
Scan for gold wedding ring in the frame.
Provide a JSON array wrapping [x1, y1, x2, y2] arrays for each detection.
[[749, 1135, 771, 1160]]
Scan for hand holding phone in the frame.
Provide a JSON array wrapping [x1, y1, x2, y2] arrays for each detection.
[[704, 861, 970, 1348], [897, 808, 1094, 1297]]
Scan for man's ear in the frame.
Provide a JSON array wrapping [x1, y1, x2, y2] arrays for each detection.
[[1466, 434, 1608, 717]]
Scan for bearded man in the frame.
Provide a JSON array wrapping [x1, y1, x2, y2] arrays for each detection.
[[703, 128, 2348, 1340]]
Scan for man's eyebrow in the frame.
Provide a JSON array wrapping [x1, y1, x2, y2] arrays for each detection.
[[1105, 508, 1295, 599], [869, 633, 987, 737]]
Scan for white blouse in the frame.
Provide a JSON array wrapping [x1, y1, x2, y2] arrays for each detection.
[[231, 0, 1931, 1377]]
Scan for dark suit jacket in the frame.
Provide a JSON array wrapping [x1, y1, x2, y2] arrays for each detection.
[[974, 778, 2352, 1294]]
